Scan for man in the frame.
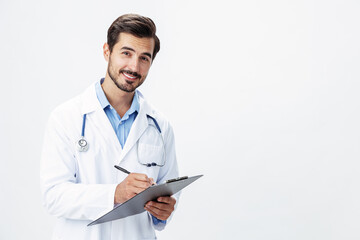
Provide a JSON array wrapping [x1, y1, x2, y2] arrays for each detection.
[[40, 14, 179, 240]]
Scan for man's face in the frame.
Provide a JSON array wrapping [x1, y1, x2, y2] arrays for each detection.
[[105, 32, 155, 93]]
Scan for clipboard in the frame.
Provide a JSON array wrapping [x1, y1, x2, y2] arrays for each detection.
[[88, 174, 203, 226]]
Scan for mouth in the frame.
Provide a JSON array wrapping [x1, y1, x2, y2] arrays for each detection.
[[121, 70, 140, 81]]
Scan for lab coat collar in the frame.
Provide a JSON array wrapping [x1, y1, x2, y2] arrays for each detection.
[[80, 82, 102, 115]]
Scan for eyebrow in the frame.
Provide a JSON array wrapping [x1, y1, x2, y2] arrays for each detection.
[[121, 46, 152, 59]]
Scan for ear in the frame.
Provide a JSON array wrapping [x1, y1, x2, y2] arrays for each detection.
[[103, 43, 110, 62]]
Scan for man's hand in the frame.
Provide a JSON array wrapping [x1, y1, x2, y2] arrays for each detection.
[[114, 173, 154, 204], [144, 196, 176, 221]]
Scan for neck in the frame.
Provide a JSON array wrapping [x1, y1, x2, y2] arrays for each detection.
[[101, 76, 134, 118]]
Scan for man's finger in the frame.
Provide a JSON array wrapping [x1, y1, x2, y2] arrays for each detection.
[[131, 173, 150, 182], [149, 178, 155, 185], [145, 200, 174, 212], [131, 186, 148, 194], [156, 196, 176, 204], [145, 206, 165, 220], [128, 180, 151, 190]]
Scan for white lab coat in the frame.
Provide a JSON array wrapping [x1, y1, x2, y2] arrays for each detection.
[[40, 82, 179, 240]]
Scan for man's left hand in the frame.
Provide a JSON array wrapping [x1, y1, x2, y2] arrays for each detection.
[[144, 196, 176, 221]]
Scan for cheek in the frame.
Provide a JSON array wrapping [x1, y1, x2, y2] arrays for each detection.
[[140, 64, 151, 75], [109, 56, 127, 70], [108, 62, 118, 75]]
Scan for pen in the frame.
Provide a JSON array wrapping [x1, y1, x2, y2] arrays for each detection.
[[114, 165, 131, 174]]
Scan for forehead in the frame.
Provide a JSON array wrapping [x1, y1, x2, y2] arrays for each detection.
[[115, 32, 155, 55]]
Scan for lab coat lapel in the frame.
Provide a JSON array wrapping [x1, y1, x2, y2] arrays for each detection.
[[119, 98, 151, 161], [80, 82, 122, 156], [90, 106, 122, 154]]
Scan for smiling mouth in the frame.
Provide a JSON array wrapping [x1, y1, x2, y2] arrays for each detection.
[[121, 70, 141, 81], [123, 72, 137, 79]]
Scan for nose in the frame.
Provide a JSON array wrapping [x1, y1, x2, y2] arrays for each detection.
[[128, 57, 140, 73]]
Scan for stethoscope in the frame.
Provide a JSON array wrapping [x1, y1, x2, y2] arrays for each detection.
[[76, 113, 166, 167], [77, 114, 89, 152]]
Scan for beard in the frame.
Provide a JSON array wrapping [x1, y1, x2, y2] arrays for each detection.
[[107, 61, 146, 93]]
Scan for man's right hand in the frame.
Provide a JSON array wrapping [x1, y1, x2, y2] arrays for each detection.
[[114, 173, 154, 204]]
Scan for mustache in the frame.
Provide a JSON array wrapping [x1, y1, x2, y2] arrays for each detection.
[[120, 69, 141, 79]]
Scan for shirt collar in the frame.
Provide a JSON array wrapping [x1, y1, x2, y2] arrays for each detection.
[[95, 78, 140, 116], [126, 91, 140, 117], [95, 79, 110, 109]]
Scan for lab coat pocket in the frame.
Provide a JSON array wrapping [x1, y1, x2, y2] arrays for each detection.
[[137, 143, 164, 167]]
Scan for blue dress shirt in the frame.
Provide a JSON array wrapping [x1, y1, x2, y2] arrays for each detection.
[[95, 79, 139, 149], [95, 79, 166, 225]]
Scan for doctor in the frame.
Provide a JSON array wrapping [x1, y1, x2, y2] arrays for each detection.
[[40, 14, 179, 240]]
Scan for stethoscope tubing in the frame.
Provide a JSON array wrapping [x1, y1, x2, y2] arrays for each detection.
[[81, 114, 86, 137], [146, 114, 161, 133]]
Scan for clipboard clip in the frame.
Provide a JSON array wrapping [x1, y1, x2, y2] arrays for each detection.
[[166, 176, 188, 183]]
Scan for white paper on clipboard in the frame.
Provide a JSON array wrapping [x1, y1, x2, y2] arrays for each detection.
[[88, 174, 203, 226]]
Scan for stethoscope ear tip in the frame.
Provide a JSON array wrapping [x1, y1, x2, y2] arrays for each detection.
[[146, 163, 157, 167]]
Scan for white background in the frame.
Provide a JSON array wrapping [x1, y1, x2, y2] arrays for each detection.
[[1, 0, 360, 239]]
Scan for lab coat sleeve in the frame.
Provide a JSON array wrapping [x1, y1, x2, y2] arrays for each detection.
[[152, 122, 180, 231], [40, 111, 117, 221]]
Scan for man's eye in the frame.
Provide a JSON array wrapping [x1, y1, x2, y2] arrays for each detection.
[[141, 56, 149, 62], [122, 52, 130, 56]]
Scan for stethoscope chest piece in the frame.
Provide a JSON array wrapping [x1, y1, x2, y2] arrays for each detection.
[[77, 137, 89, 152]]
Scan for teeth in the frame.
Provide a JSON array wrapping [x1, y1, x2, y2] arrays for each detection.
[[123, 72, 136, 79]]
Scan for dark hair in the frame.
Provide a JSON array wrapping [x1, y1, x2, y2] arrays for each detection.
[[107, 14, 160, 60]]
